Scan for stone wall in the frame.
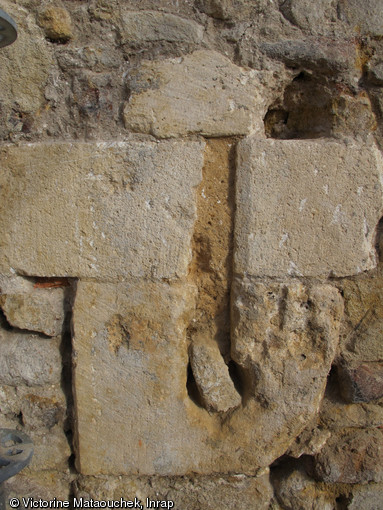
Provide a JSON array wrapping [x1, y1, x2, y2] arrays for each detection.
[[0, 1, 383, 508]]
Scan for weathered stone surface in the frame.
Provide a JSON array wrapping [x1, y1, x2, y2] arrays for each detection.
[[319, 398, 383, 430], [337, 362, 383, 403], [235, 138, 383, 278], [18, 384, 68, 431], [273, 463, 335, 510], [230, 279, 343, 464], [190, 335, 241, 413], [313, 428, 383, 484], [195, 0, 231, 20], [0, 2, 54, 114], [338, 0, 383, 37], [73, 278, 343, 476], [0, 275, 65, 337], [124, 50, 288, 138], [279, 0, 337, 32], [28, 424, 71, 471], [287, 422, 331, 458], [6, 471, 72, 502], [0, 330, 61, 386], [37, 6, 73, 42], [75, 471, 273, 510], [348, 483, 383, 510], [73, 279, 208, 476], [0, 384, 71, 471], [368, 62, 383, 86], [339, 276, 383, 363], [119, 11, 203, 47], [0, 140, 203, 280]]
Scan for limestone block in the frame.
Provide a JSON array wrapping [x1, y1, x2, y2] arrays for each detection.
[[190, 336, 241, 413], [0, 140, 203, 280], [72, 279, 209, 476], [235, 138, 383, 278], [75, 471, 273, 510], [313, 428, 383, 484], [72, 279, 343, 475], [0, 276, 65, 337], [123, 50, 281, 138], [120, 11, 203, 46], [0, 330, 61, 386], [229, 278, 343, 466]]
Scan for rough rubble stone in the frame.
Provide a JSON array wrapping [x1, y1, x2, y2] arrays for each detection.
[[287, 423, 331, 459], [312, 428, 383, 484], [27, 424, 72, 471], [347, 483, 383, 510], [72, 278, 343, 475], [190, 335, 241, 413], [123, 50, 288, 138], [339, 276, 383, 363], [319, 398, 383, 430], [37, 6, 73, 42], [338, 0, 383, 37], [235, 137, 383, 278], [368, 62, 383, 86], [0, 2, 54, 115], [119, 10, 203, 47], [337, 362, 383, 403], [195, 0, 231, 20], [0, 329, 61, 386], [279, 0, 337, 32], [272, 463, 335, 510], [5, 471, 73, 502], [0, 275, 65, 337], [0, 140, 203, 281], [74, 471, 273, 510]]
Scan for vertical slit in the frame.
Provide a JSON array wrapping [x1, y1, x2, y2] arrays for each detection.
[[187, 137, 240, 401], [60, 279, 78, 472]]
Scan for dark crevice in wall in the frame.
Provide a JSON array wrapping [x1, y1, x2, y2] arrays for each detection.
[[264, 70, 377, 140], [61, 279, 78, 472]]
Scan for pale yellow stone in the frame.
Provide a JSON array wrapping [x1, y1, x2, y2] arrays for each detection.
[[0, 140, 203, 281], [73, 279, 342, 475], [235, 138, 383, 278], [123, 50, 287, 138]]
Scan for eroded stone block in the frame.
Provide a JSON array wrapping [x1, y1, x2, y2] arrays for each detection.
[[120, 11, 203, 46], [0, 275, 65, 337], [0, 140, 203, 280], [190, 335, 241, 413], [73, 279, 343, 475], [123, 50, 287, 138], [75, 471, 273, 510], [313, 428, 383, 484], [0, 330, 61, 386], [337, 362, 383, 403], [235, 138, 383, 277]]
